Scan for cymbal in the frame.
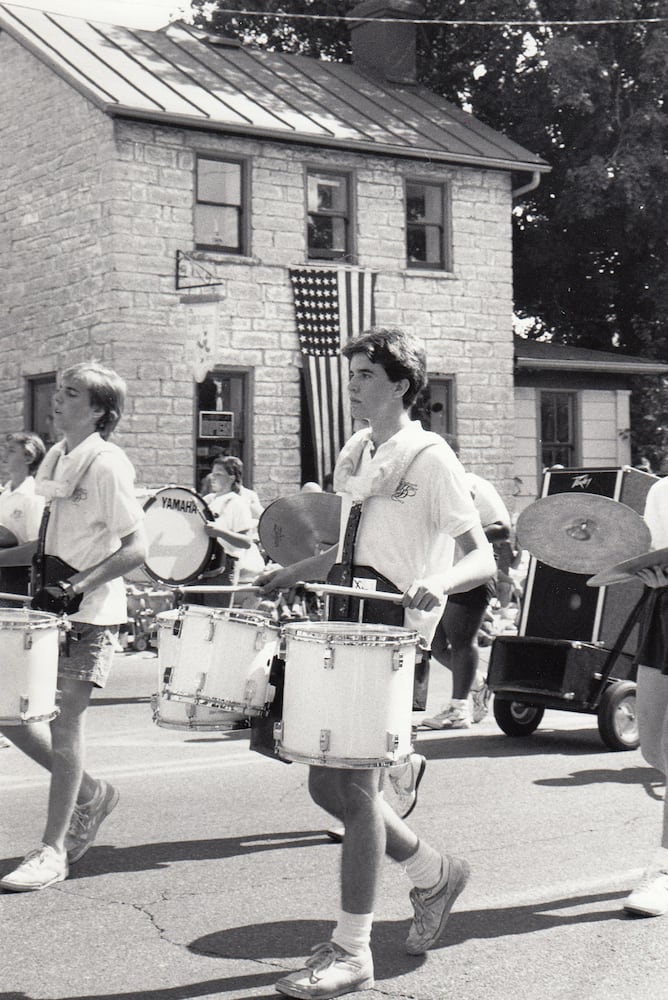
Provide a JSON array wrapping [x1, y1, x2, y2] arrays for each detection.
[[516, 493, 651, 575], [587, 545, 668, 588], [259, 493, 341, 566]]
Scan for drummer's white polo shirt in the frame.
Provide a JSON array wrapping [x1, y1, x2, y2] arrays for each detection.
[[0, 476, 44, 543], [644, 476, 668, 548], [45, 442, 144, 625], [337, 441, 479, 644]]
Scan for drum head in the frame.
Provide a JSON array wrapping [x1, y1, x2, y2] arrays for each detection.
[[143, 487, 215, 586]]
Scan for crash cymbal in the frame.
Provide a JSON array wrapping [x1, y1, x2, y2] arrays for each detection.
[[259, 493, 341, 566], [587, 544, 668, 588], [516, 492, 651, 575]]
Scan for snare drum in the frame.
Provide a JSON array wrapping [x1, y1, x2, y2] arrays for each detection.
[[152, 606, 279, 730], [0, 609, 60, 725], [142, 486, 215, 586], [150, 693, 248, 731], [275, 622, 418, 768]]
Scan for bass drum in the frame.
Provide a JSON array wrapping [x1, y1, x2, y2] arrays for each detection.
[[142, 486, 216, 586]]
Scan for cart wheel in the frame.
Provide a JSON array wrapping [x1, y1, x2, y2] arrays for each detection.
[[133, 635, 148, 652], [597, 681, 639, 751], [493, 698, 544, 737]]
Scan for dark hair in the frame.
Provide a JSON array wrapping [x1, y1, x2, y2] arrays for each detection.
[[212, 455, 242, 493], [61, 362, 126, 439], [6, 432, 46, 476], [341, 327, 427, 408]]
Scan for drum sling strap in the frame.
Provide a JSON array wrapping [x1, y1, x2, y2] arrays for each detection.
[[32, 502, 83, 613]]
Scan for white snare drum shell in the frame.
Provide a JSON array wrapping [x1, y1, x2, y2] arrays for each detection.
[[278, 622, 418, 768], [0, 609, 60, 725]]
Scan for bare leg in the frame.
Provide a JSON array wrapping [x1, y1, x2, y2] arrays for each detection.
[[636, 666, 668, 848]]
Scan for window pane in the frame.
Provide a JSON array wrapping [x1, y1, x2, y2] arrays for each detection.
[[407, 182, 441, 223], [308, 215, 347, 256], [541, 392, 576, 468], [195, 204, 240, 250], [197, 159, 241, 205], [308, 172, 347, 213]]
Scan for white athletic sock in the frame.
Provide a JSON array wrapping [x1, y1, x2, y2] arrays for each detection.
[[331, 910, 373, 956], [404, 839, 446, 889], [451, 699, 467, 709]]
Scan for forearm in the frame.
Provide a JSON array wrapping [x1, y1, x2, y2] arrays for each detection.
[[444, 543, 496, 595], [210, 526, 251, 549], [0, 526, 19, 547], [0, 540, 38, 566], [68, 529, 147, 595], [257, 545, 337, 591]]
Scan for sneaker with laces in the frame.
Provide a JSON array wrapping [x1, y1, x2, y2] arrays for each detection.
[[275, 941, 374, 998], [624, 870, 668, 917], [384, 752, 427, 819], [405, 855, 471, 954], [471, 683, 491, 724], [65, 779, 119, 864], [422, 704, 471, 730], [0, 844, 68, 892]]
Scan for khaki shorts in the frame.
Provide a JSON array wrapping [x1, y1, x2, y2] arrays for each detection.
[[58, 623, 120, 689]]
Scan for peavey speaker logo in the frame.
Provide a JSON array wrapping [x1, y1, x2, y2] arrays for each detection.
[[570, 474, 592, 490]]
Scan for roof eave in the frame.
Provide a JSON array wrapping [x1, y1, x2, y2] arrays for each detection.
[[516, 358, 668, 375], [106, 104, 550, 172]]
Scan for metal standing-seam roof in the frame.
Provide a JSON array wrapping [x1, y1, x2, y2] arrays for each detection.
[[0, 2, 549, 174], [514, 335, 668, 376]]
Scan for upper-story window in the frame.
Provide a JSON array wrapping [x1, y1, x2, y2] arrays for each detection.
[[406, 180, 449, 270], [307, 170, 351, 261], [195, 156, 246, 254]]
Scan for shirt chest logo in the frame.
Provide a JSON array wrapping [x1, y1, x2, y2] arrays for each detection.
[[392, 479, 418, 502]]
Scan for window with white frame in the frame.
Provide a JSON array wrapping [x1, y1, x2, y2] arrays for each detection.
[[406, 180, 449, 270], [307, 169, 351, 261], [195, 156, 246, 254]]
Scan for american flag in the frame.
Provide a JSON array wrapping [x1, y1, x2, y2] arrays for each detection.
[[290, 267, 376, 483]]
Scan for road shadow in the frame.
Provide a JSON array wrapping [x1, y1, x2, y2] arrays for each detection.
[[0, 830, 332, 883], [535, 764, 664, 800], [416, 726, 606, 760]]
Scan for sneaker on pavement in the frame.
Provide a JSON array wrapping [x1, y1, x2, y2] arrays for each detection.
[[65, 779, 119, 864], [471, 683, 491, 724], [0, 845, 68, 892], [405, 855, 471, 954], [385, 752, 427, 819], [0, 736, 11, 749], [275, 941, 374, 998], [422, 704, 471, 730], [624, 870, 668, 917]]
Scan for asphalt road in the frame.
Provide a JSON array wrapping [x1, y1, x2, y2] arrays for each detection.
[[1, 643, 667, 1000]]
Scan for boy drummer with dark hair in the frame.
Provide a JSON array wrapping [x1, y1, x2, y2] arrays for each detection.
[[258, 327, 495, 998], [0, 361, 146, 892]]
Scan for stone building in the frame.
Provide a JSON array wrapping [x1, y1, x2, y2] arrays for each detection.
[[0, 1, 549, 504]]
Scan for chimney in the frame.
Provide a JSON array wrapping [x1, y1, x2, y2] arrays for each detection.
[[350, 0, 425, 85]]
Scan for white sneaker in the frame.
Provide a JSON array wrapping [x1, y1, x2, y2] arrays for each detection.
[[405, 855, 471, 953], [0, 845, 68, 892], [471, 683, 491, 723], [422, 704, 471, 730], [384, 753, 427, 819], [65, 779, 119, 864], [275, 941, 374, 998], [624, 870, 668, 916]]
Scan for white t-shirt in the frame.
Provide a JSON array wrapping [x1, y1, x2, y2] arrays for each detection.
[[44, 438, 144, 625], [337, 439, 479, 643], [204, 491, 253, 557], [0, 477, 44, 544], [644, 476, 668, 549]]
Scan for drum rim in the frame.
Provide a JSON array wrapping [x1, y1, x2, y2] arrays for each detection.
[[142, 486, 216, 586], [0, 609, 60, 629], [282, 622, 419, 645], [155, 606, 278, 629]]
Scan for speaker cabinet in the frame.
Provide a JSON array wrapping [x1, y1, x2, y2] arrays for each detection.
[[520, 467, 657, 652]]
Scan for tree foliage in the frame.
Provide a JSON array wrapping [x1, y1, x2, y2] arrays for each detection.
[[191, 0, 668, 463]]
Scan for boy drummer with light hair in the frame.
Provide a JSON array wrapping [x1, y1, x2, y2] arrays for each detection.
[[257, 327, 495, 998], [0, 361, 146, 892]]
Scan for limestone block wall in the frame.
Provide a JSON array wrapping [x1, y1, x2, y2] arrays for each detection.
[[1, 31, 516, 505]]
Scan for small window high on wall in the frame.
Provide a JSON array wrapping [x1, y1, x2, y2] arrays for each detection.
[[195, 156, 246, 254], [411, 376, 455, 438], [541, 390, 578, 468]]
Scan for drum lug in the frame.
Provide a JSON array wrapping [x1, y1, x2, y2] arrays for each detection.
[[162, 667, 173, 688], [392, 648, 403, 670], [273, 720, 284, 743], [254, 629, 267, 651], [195, 672, 207, 696], [24, 631, 33, 651], [244, 679, 256, 704], [172, 616, 183, 638], [186, 702, 196, 720], [324, 644, 334, 669], [319, 729, 331, 752], [206, 617, 216, 642], [386, 732, 399, 752], [20, 695, 29, 717]]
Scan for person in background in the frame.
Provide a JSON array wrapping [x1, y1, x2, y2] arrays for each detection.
[[623, 471, 668, 917], [0, 432, 46, 598], [423, 435, 511, 730], [196, 456, 254, 607], [0, 362, 146, 891]]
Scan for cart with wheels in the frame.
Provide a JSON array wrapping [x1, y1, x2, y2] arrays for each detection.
[[487, 480, 655, 751]]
